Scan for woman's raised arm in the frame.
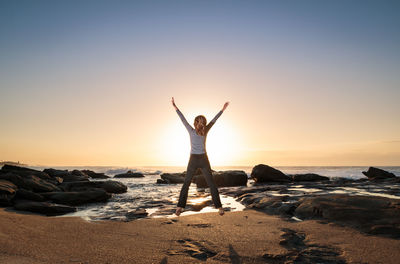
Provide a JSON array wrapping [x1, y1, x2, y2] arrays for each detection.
[[207, 101, 229, 131], [172, 97, 193, 132]]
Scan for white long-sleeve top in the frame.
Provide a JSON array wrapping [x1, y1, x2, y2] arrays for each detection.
[[176, 109, 223, 154]]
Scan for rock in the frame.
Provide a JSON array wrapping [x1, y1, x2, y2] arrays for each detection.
[[290, 173, 329, 182], [63, 172, 90, 182], [40, 188, 112, 205], [43, 168, 70, 178], [126, 208, 148, 220], [189, 200, 212, 211], [15, 188, 45, 201], [156, 179, 168, 184], [0, 173, 27, 189], [0, 179, 17, 206], [362, 167, 397, 180], [81, 170, 110, 179], [1, 164, 56, 183], [13, 199, 76, 216], [94, 180, 127, 193], [294, 194, 400, 239], [114, 170, 144, 178], [250, 164, 291, 183], [24, 175, 61, 192], [193, 170, 248, 188], [160, 173, 186, 183], [0, 172, 60, 192], [58, 180, 127, 194]]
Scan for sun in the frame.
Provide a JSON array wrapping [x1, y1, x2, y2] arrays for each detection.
[[159, 117, 242, 166]]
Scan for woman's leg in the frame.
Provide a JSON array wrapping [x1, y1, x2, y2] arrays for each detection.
[[177, 155, 198, 208], [199, 155, 222, 208]]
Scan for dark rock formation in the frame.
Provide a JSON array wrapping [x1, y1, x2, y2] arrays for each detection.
[[15, 188, 45, 202], [250, 164, 291, 183], [193, 170, 248, 188], [362, 167, 397, 180], [294, 194, 400, 239], [81, 170, 110, 179], [1, 164, 52, 181], [290, 173, 330, 182], [13, 199, 76, 216], [160, 173, 186, 183], [0, 172, 60, 192], [59, 180, 127, 194], [40, 188, 112, 205], [114, 170, 144, 178], [126, 208, 148, 220], [0, 179, 17, 206]]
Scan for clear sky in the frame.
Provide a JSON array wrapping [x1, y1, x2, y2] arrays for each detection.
[[1, 0, 399, 166]]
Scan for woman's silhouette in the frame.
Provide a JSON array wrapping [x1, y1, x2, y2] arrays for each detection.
[[171, 97, 229, 216]]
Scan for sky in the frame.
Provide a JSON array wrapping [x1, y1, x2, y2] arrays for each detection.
[[1, 0, 399, 167]]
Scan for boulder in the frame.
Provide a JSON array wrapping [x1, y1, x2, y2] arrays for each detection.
[[59, 180, 127, 194], [13, 199, 76, 216], [62, 172, 90, 182], [290, 173, 330, 182], [156, 179, 168, 184], [0, 179, 17, 206], [81, 170, 110, 179], [1, 164, 53, 182], [126, 208, 148, 220], [362, 167, 397, 180], [40, 188, 112, 205], [160, 173, 186, 183], [294, 194, 400, 239], [193, 170, 248, 188], [250, 164, 291, 183], [23, 175, 61, 192], [114, 170, 144, 178], [15, 188, 45, 202], [0, 172, 60, 192], [43, 168, 70, 178]]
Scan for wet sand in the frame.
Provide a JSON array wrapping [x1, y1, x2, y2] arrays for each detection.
[[0, 208, 399, 264]]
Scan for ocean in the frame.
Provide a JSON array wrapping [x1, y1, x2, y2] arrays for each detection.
[[25, 165, 400, 221]]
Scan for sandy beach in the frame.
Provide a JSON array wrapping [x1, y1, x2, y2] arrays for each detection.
[[1, 207, 399, 264]]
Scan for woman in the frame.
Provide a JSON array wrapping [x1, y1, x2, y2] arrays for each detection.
[[171, 97, 229, 216]]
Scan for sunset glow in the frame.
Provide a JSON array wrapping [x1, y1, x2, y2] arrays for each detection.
[[1, 1, 399, 166]]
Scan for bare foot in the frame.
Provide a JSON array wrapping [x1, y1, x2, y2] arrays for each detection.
[[175, 207, 184, 216], [218, 207, 225, 216]]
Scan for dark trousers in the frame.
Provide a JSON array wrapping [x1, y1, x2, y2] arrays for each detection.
[[177, 153, 222, 208]]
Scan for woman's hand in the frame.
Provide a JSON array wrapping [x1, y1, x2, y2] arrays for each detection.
[[222, 101, 229, 112], [171, 97, 178, 110]]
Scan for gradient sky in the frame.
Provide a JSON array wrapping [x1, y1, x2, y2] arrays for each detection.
[[1, 0, 399, 166]]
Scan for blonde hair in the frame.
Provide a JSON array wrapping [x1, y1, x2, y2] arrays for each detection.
[[194, 115, 207, 136]]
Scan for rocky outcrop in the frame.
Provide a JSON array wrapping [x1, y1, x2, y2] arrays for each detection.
[[0, 165, 127, 216], [114, 170, 144, 178], [294, 194, 400, 239], [59, 180, 127, 194], [0, 179, 17, 206], [81, 170, 110, 179], [40, 189, 112, 205], [289, 173, 329, 182], [193, 170, 248, 188], [43, 168, 89, 182], [160, 173, 186, 183], [362, 167, 397, 180], [13, 199, 76, 216], [15, 188, 45, 201], [251, 164, 291, 183], [0, 172, 61, 192]]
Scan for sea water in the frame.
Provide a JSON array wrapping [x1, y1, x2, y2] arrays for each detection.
[[27, 165, 400, 221]]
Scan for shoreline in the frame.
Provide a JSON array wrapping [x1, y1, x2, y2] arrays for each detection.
[[1, 207, 399, 263]]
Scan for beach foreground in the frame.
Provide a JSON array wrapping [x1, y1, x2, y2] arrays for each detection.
[[1, 208, 399, 264]]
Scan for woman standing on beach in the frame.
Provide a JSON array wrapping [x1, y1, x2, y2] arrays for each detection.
[[171, 97, 229, 216]]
